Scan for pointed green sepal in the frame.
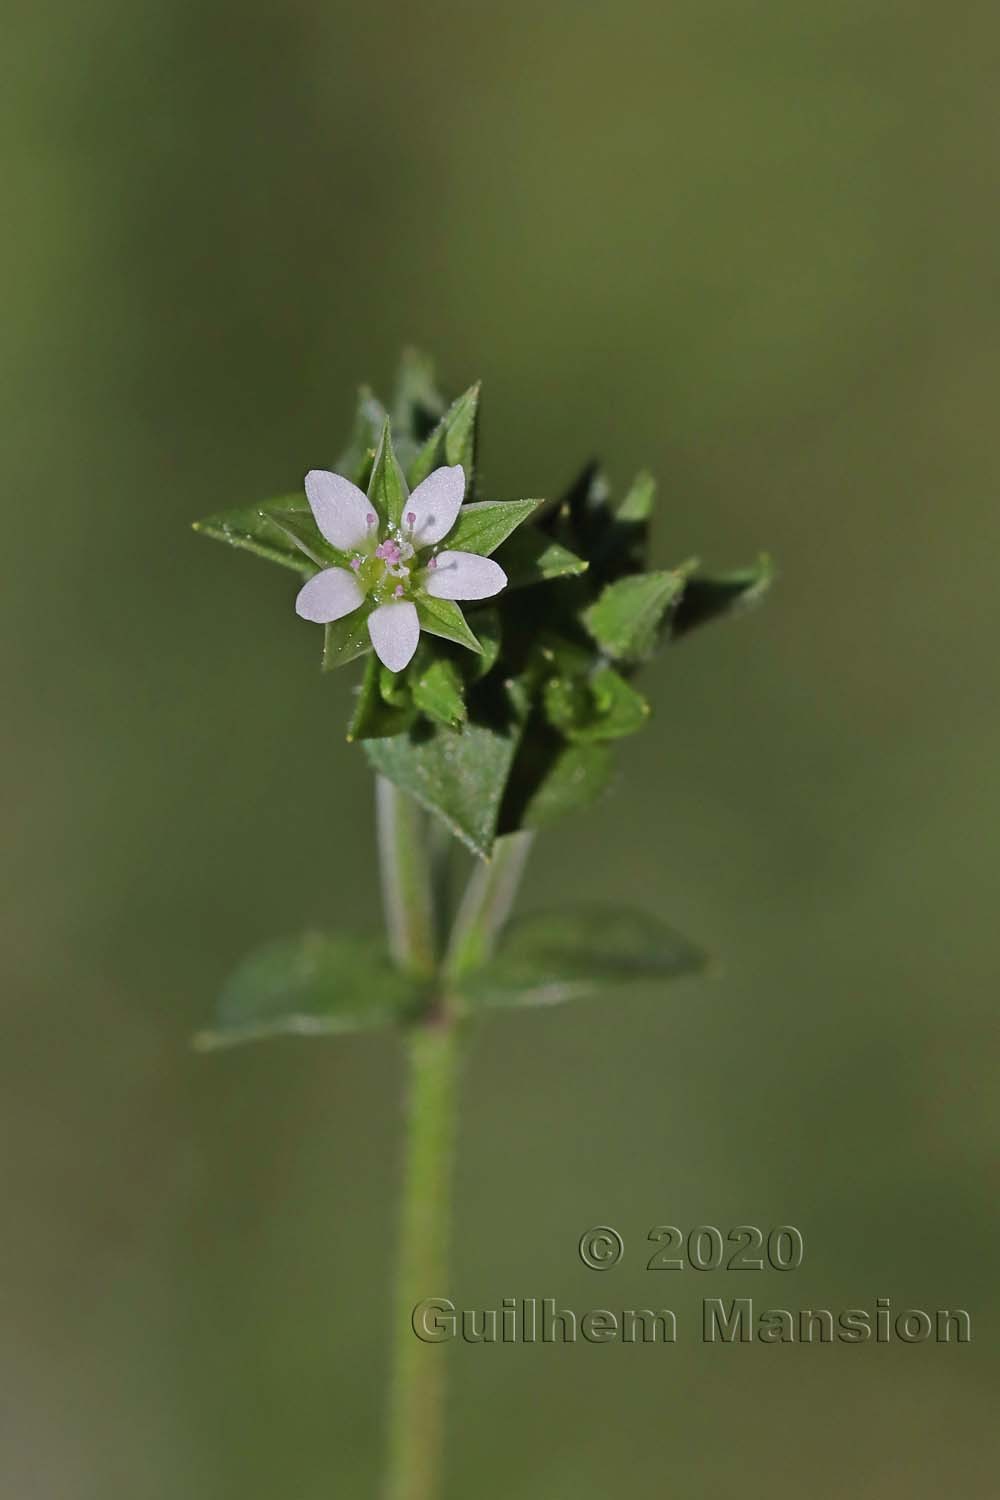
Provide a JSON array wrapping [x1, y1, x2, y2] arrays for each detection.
[[347, 655, 415, 740], [445, 499, 540, 557], [414, 596, 483, 654], [367, 418, 410, 529], [192, 495, 315, 575], [323, 609, 373, 671]]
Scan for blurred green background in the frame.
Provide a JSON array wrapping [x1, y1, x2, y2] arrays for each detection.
[[4, 0, 998, 1494]]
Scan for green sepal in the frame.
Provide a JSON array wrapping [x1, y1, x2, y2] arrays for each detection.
[[268, 508, 345, 570], [543, 666, 650, 743], [193, 932, 428, 1049], [582, 569, 685, 662], [460, 907, 708, 1010], [671, 554, 775, 638], [323, 609, 373, 671], [494, 527, 588, 589], [334, 385, 386, 487], [415, 596, 483, 654], [445, 499, 539, 558], [192, 494, 316, 575], [367, 419, 410, 528], [408, 383, 481, 490], [348, 655, 415, 741], [411, 655, 467, 729]]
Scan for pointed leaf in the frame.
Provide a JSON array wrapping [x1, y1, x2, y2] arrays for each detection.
[[671, 554, 775, 638], [409, 383, 481, 489], [494, 527, 588, 589], [461, 907, 708, 1010], [194, 932, 427, 1049], [335, 385, 387, 487], [364, 683, 524, 856], [412, 656, 467, 729], [367, 419, 409, 528], [582, 570, 685, 662], [444, 499, 539, 557], [193, 494, 315, 575], [414, 596, 482, 654]]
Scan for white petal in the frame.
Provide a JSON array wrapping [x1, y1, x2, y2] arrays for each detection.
[[424, 550, 507, 601], [295, 567, 365, 624], [405, 465, 465, 547], [367, 600, 420, 672], [304, 470, 377, 551]]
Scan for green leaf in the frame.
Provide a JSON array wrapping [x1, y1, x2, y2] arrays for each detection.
[[365, 683, 525, 856], [582, 569, 685, 662], [415, 596, 482, 655], [543, 666, 650, 743], [494, 527, 588, 589], [323, 609, 372, 671], [461, 907, 708, 1010], [193, 494, 315, 575], [671, 554, 775, 638], [445, 499, 539, 557], [409, 383, 481, 489], [335, 385, 386, 487], [367, 419, 409, 528], [519, 739, 614, 827], [194, 932, 427, 1049], [411, 656, 467, 729]]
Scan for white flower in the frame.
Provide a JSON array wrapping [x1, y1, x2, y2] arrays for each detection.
[[294, 464, 506, 672]]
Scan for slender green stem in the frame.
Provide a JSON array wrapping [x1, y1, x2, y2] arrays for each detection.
[[443, 831, 535, 983], [376, 775, 437, 976], [384, 1021, 460, 1500], [377, 787, 534, 1499]]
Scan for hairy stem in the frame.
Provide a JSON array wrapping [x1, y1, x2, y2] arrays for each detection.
[[384, 1021, 460, 1500], [379, 789, 534, 1499], [376, 776, 437, 976], [443, 831, 535, 983]]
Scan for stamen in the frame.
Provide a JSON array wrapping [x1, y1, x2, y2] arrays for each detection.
[[350, 557, 361, 572], [428, 555, 438, 569], [405, 511, 416, 528], [366, 513, 377, 529], [394, 584, 404, 598]]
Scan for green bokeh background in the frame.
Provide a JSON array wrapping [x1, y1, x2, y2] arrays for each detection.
[[5, 1, 998, 1494]]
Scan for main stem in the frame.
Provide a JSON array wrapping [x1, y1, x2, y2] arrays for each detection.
[[377, 779, 532, 1500]]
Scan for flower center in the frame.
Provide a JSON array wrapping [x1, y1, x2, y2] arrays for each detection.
[[352, 519, 422, 604]]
